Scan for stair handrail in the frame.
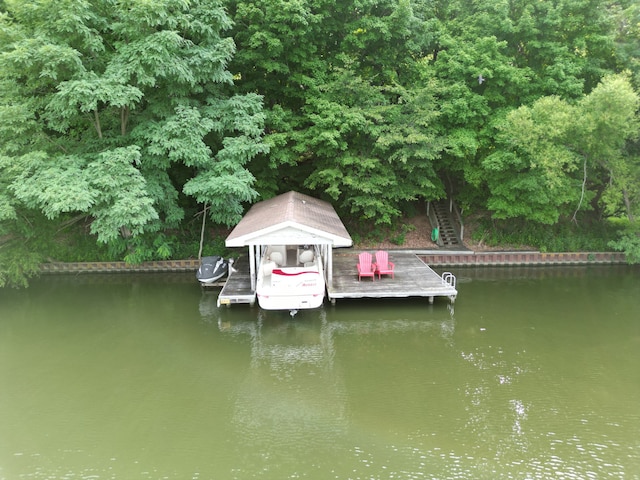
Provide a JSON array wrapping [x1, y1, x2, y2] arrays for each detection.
[[448, 198, 464, 241], [426, 201, 445, 247]]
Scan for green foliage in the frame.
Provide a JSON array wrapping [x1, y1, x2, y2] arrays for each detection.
[[484, 74, 640, 225], [290, 70, 443, 224], [483, 97, 582, 224], [7, 147, 159, 243], [579, 74, 640, 223], [182, 93, 269, 226], [391, 223, 416, 246], [200, 235, 231, 259], [82, 147, 160, 243], [2, 0, 640, 280], [609, 223, 640, 264], [121, 233, 175, 265], [0, 245, 41, 288], [610, 1, 640, 87], [0, 0, 267, 263], [229, 0, 629, 227], [230, 0, 447, 223], [471, 215, 619, 252]]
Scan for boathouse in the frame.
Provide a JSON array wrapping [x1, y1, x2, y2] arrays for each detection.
[[218, 191, 458, 308], [219, 191, 352, 306]]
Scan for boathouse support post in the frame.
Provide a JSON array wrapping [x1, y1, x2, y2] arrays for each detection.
[[326, 244, 333, 285], [249, 245, 257, 291]]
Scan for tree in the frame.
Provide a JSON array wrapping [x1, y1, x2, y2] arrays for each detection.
[[300, 67, 444, 224], [609, 0, 640, 87], [484, 74, 639, 226], [0, 0, 267, 269], [230, 0, 445, 222], [422, 0, 618, 206], [483, 96, 583, 224], [577, 73, 640, 222]]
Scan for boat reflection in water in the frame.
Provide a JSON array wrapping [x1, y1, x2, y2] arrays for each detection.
[[221, 310, 348, 458], [208, 304, 457, 473]]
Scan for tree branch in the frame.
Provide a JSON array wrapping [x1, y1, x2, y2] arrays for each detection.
[[572, 156, 588, 224], [55, 214, 89, 233], [622, 188, 635, 223], [44, 134, 69, 154], [93, 109, 103, 139]]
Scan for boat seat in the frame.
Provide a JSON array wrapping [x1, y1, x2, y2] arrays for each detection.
[[262, 261, 277, 276], [269, 251, 284, 266], [298, 249, 315, 266]]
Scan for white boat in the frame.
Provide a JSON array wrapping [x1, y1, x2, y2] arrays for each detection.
[[256, 245, 325, 310]]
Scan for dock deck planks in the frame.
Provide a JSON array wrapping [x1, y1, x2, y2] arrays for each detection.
[[327, 251, 457, 303], [215, 251, 457, 307], [216, 256, 256, 306]]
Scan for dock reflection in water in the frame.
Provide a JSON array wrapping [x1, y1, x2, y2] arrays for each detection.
[[1, 266, 638, 479], [209, 302, 458, 478], [201, 266, 640, 479], [224, 312, 348, 467]]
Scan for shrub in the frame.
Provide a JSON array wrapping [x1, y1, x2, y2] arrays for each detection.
[[608, 224, 640, 264]]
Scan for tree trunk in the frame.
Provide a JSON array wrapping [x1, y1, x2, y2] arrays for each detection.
[[572, 156, 588, 224], [120, 105, 129, 135], [622, 189, 635, 223], [93, 109, 103, 139], [198, 203, 208, 261]]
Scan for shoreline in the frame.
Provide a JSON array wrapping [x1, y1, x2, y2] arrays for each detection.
[[38, 250, 629, 274]]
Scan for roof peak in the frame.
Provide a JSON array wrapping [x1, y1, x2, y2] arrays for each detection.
[[226, 191, 352, 247]]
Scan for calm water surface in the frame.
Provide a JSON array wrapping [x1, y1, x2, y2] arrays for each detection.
[[1, 266, 639, 479]]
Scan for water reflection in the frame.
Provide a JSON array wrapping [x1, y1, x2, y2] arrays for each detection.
[[207, 302, 459, 478], [216, 310, 346, 476], [201, 277, 640, 479], [198, 289, 221, 319], [2, 267, 638, 479]]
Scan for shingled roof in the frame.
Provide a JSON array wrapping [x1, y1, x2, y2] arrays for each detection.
[[226, 191, 352, 247]]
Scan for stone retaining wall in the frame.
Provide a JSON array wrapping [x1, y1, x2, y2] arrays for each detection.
[[39, 251, 628, 274], [421, 251, 627, 267], [39, 259, 200, 274]]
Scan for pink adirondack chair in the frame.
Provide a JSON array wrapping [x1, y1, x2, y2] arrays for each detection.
[[357, 252, 376, 281], [374, 250, 395, 279]]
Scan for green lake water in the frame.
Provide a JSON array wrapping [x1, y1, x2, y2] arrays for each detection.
[[1, 265, 639, 479]]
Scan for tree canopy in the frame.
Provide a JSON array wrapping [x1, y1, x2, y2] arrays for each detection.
[[1, 0, 640, 285], [228, 0, 639, 256], [0, 0, 269, 283]]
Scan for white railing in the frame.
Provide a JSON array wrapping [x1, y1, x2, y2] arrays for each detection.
[[442, 272, 457, 289]]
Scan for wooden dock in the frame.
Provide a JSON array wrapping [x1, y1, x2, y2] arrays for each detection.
[[327, 251, 457, 304], [217, 256, 256, 307], [215, 251, 457, 307]]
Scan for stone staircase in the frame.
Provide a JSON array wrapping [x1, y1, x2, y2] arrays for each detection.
[[431, 199, 462, 248]]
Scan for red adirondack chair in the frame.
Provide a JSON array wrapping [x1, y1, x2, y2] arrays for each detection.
[[357, 252, 376, 281], [374, 250, 395, 279]]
